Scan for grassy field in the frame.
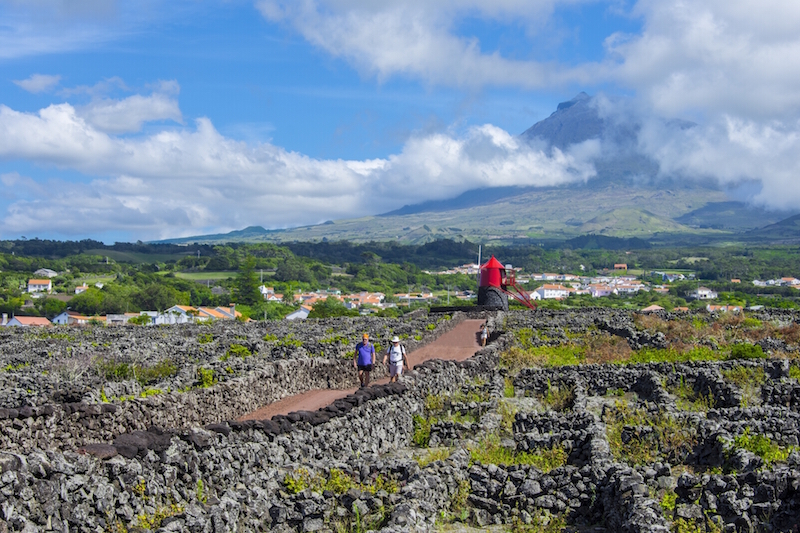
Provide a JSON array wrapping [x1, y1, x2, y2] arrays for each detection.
[[172, 271, 238, 281]]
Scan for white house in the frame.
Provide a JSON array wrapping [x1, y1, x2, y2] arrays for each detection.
[[27, 279, 52, 294], [33, 268, 58, 278], [532, 284, 574, 300], [688, 287, 718, 300], [588, 284, 616, 298], [75, 285, 89, 294]]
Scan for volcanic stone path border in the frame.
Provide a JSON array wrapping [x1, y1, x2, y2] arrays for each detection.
[[238, 319, 486, 420]]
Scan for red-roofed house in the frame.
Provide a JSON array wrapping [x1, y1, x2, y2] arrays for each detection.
[[6, 316, 52, 327]]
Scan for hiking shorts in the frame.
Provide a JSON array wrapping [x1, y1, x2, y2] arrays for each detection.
[[389, 362, 403, 377], [357, 364, 373, 372]]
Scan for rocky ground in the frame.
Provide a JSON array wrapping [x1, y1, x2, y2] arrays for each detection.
[[0, 308, 799, 532]]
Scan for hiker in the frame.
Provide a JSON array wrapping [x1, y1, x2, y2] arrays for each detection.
[[480, 323, 489, 346], [354, 333, 376, 387], [383, 336, 409, 382]]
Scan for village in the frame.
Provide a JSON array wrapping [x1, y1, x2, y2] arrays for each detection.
[[6, 263, 799, 327]]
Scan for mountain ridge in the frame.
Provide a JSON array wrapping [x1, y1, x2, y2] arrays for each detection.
[[154, 93, 797, 245]]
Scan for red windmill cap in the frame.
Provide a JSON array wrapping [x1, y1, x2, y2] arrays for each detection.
[[481, 256, 505, 270]]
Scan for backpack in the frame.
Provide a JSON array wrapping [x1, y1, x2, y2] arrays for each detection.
[[387, 343, 406, 363]]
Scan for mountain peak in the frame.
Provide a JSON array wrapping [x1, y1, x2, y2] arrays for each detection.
[[556, 92, 591, 112]]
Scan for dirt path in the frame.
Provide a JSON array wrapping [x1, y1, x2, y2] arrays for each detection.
[[238, 319, 485, 421]]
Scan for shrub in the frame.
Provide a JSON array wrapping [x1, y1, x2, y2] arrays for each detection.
[[504, 377, 515, 398], [197, 367, 215, 388], [225, 343, 251, 360], [539, 381, 575, 412], [412, 415, 432, 447], [728, 343, 766, 360], [669, 377, 715, 412], [727, 428, 796, 467]]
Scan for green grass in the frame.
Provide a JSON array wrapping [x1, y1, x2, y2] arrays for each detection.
[[469, 434, 567, 471], [790, 365, 800, 381], [504, 377, 515, 398], [626, 347, 721, 365], [173, 271, 237, 280], [669, 377, 715, 412], [501, 346, 584, 372], [96, 359, 177, 386], [538, 381, 575, 412], [721, 366, 765, 407], [416, 448, 451, 467], [603, 401, 697, 466]]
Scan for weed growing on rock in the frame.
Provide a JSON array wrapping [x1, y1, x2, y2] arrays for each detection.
[[670, 516, 723, 533], [509, 509, 567, 533], [197, 367, 215, 388], [424, 394, 445, 411], [726, 428, 796, 468], [195, 479, 207, 504], [469, 434, 566, 471], [669, 377, 715, 412], [284, 468, 397, 497], [139, 388, 162, 398], [135, 502, 184, 530], [604, 402, 697, 465], [498, 400, 518, 434], [538, 381, 575, 412], [660, 489, 677, 513], [2, 361, 29, 372], [197, 333, 213, 344], [722, 366, 765, 407], [417, 448, 451, 467], [790, 365, 800, 381], [223, 343, 251, 360], [504, 377, 515, 398], [96, 358, 177, 387], [451, 389, 490, 404], [412, 415, 432, 447]]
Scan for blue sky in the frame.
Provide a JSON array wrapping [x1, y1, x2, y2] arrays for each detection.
[[1, 0, 799, 241]]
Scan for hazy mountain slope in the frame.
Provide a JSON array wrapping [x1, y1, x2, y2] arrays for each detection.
[[157, 94, 780, 245]]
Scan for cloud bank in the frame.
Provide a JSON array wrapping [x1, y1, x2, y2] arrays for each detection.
[[0, 95, 599, 239]]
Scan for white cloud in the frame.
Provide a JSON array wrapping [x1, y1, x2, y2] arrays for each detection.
[[256, 0, 600, 89], [78, 92, 183, 134], [638, 115, 800, 210], [608, 0, 800, 120], [12, 74, 61, 93], [0, 100, 598, 239]]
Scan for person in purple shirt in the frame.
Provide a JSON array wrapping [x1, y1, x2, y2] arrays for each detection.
[[354, 333, 376, 387]]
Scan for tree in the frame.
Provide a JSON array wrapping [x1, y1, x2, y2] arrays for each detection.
[[234, 256, 261, 305], [308, 297, 358, 318]]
